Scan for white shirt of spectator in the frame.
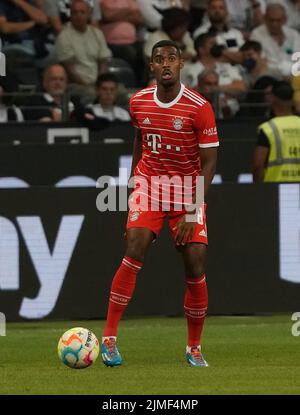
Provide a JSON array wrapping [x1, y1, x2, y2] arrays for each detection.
[[0, 105, 23, 122], [43, 93, 75, 115], [144, 29, 196, 58], [193, 22, 245, 52], [88, 104, 130, 122], [55, 22, 112, 85], [250, 24, 300, 77], [181, 61, 243, 88], [217, 93, 240, 119], [136, 0, 185, 30], [224, 0, 266, 31]]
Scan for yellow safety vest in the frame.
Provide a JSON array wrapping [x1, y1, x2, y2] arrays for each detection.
[[258, 115, 300, 182]]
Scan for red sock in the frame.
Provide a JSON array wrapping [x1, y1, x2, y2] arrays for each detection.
[[103, 256, 142, 337], [184, 274, 208, 347]]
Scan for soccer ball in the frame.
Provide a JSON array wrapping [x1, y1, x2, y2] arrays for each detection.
[[57, 327, 100, 369]]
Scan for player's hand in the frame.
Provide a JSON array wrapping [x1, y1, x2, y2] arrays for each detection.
[[173, 216, 196, 246]]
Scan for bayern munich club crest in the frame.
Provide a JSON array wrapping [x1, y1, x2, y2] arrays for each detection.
[[173, 118, 183, 131], [129, 211, 140, 222]]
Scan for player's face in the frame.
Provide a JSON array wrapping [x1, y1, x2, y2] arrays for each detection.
[[150, 46, 183, 87]]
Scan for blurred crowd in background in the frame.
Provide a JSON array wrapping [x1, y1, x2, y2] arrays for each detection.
[[0, 0, 299, 124]]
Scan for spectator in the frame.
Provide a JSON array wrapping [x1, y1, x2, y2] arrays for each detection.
[[144, 8, 196, 62], [78, 73, 130, 128], [197, 69, 240, 118], [270, 0, 300, 32], [193, 0, 245, 53], [0, 85, 24, 122], [250, 3, 300, 77], [43, 0, 102, 34], [189, 0, 206, 33], [182, 32, 247, 97], [239, 40, 280, 87], [237, 74, 277, 117], [23, 64, 74, 122], [100, 0, 144, 78], [0, 0, 54, 66], [252, 81, 300, 182], [56, 0, 112, 100], [224, 0, 265, 33], [136, 0, 190, 32]]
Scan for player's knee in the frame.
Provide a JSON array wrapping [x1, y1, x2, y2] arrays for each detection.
[[125, 246, 146, 263], [125, 238, 148, 263], [186, 262, 205, 279]]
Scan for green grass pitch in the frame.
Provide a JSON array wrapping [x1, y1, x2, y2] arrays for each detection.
[[1, 315, 299, 395]]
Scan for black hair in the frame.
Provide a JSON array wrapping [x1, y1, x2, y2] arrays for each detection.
[[96, 73, 119, 87], [240, 40, 262, 53], [161, 8, 190, 34], [242, 75, 277, 116], [253, 75, 277, 91], [151, 40, 181, 60], [194, 32, 216, 51], [272, 80, 294, 101]]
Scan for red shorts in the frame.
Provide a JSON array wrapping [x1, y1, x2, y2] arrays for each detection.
[[126, 205, 208, 245]]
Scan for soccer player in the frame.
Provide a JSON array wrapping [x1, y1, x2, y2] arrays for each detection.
[[101, 40, 219, 367]]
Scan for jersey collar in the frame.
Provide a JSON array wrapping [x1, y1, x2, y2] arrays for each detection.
[[154, 83, 185, 108]]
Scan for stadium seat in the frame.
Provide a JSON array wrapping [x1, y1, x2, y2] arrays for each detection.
[[107, 58, 137, 88], [4, 50, 39, 92]]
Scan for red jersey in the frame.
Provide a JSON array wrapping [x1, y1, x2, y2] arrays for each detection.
[[129, 83, 219, 209]]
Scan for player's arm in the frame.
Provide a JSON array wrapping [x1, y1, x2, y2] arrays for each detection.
[[199, 147, 218, 197], [174, 102, 219, 245], [130, 127, 142, 179], [174, 147, 218, 246]]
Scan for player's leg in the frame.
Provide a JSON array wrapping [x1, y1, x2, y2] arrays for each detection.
[[181, 242, 209, 367], [169, 205, 209, 367], [102, 227, 154, 367]]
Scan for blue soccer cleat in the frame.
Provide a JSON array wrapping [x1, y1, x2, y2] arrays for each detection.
[[101, 337, 123, 367], [186, 345, 209, 367]]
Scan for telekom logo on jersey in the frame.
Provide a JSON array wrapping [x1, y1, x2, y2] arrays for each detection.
[[147, 133, 162, 154], [146, 133, 181, 153]]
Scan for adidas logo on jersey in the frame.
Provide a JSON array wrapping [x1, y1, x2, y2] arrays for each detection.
[[199, 229, 207, 237], [142, 117, 151, 124]]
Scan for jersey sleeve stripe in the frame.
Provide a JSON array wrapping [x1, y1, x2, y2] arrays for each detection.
[[183, 92, 206, 107], [184, 88, 207, 104], [199, 142, 219, 148]]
